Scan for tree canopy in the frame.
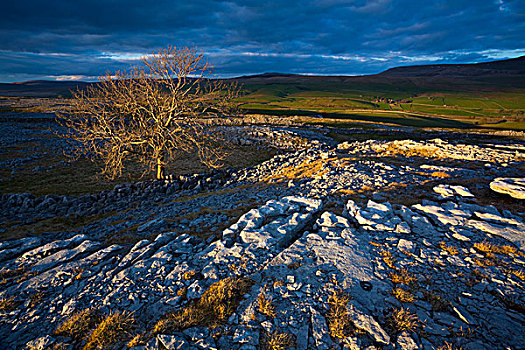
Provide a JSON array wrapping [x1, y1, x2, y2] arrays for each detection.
[[59, 46, 241, 180]]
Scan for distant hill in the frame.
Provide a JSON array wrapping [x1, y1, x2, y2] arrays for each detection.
[[379, 55, 525, 78], [1, 56, 524, 97], [232, 56, 525, 92]]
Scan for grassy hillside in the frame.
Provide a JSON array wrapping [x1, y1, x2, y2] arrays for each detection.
[[1, 57, 524, 130], [234, 75, 525, 130]]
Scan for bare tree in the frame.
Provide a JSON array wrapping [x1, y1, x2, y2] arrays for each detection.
[[58, 46, 242, 180]]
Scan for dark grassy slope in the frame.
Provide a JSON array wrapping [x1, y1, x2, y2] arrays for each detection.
[[0, 81, 91, 97], [1, 56, 524, 129], [231, 57, 525, 129]]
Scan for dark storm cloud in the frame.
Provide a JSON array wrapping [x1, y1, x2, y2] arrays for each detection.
[[0, 0, 523, 81]]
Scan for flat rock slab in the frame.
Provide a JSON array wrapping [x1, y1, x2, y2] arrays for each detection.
[[310, 307, 332, 350], [347, 303, 390, 345], [490, 177, 525, 199], [433, 184, 474, 199], [468, 220, 525, 250]]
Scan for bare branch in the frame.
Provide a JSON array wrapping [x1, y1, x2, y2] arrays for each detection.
[[57, 46, 242, 180]]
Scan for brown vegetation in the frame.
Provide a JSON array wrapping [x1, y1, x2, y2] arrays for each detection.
[[54, 308, 102, 340], [0, 296, 20, 312], [389, 268, 418, 287], [154, 276, 253, 332], [258, 292, 276, 318], [392, 287, 416, 303], [387, 308, 421, 334], [260, 330, 295, 350], [326, 289, 354, 339], [439, 241, 460, 255], [82, 311, 135, 350]]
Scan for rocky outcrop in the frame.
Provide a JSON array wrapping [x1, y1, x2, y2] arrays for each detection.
[[0, 189, 523, 350], [490, 177, 525, 199], [0, 133, 524, 350]]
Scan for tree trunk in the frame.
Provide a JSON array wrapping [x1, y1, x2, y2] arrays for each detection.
[[156, 158, 164, 180]]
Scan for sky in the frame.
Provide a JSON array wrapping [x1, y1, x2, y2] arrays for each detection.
[[0, 0, 524, 82]]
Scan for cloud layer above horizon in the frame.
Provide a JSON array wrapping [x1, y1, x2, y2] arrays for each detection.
[[0, 0, 524, 82]]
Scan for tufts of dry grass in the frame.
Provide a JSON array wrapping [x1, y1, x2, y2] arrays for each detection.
[[326, 289, 354, 339], [127, 333, 149, 347], [154, 277, 253, 333], [387, 308, 421, 334], [473, 241, 522, 256], [82, 311, 135, 350], [472, 256, 503, 268], [473, 241, 496, 253], [429, 171, 451, 178], [258, 292, 276, 318], [176, 287, 188, 298], [392, 288, 416, 303], [127, 335, 145, 348], [273, 280, 285, 287], [437, 342, 464, 350], [380, 250, 396, 269], [360, 185, 374, 192], [54, 308, 102, 340], [28, 290, 47, 308], [507, 268, 525, 281], [183, 270, 197, 280], [423, 291, 450, 312], [439, 242, 459, 255], [414, 171, 452, 178], [381, 143, 441, 159], [338, 188, 356, 195], [260, 330, 295, 350], [264, 157, 354, 183], [389, 268, 418, 287], [0, 296, 20, 312], [264, 158, 330, 182], [42, 343, 69, 350]]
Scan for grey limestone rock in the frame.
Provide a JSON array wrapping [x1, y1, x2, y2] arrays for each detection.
[[346, 303, 390, 345], [30, 240, 99, 272], [490, 177, 525, 199], [433, 184, 474, 199], [25, 335, 55, 350], [157, 334, 188, 349], [310, 307, 332, 350], [396, 331, 419, 350]]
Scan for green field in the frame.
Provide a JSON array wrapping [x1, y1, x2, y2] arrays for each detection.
[[235, 78, 525, 130]]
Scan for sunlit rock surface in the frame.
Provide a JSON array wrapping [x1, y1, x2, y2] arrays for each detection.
[[0, 133, 524, 349]]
